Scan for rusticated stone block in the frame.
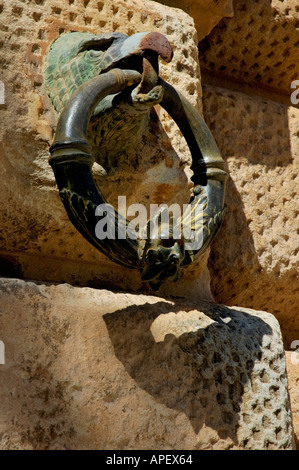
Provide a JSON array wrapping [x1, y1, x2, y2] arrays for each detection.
[[0, 278, 294, 450], [285, 351, 299, 449], [198, 0, 299, 94], [195, 0, 299, 349], [202, 84, 299, 348], [155, 0, 234, 40]]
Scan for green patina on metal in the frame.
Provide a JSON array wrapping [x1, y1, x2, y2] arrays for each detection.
[[45, 32, 170, 165], [46, 31, 228, 290]]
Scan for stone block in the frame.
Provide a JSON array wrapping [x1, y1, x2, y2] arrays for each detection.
[[0, 278, 294, 450], [0, 0, 211, 297]]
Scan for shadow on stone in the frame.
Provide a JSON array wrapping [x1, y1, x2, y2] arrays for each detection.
[[208, 176, 262, 300], [104, 299, 272, 443]]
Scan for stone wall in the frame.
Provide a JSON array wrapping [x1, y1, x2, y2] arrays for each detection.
[[0, 0, 298, 451], [156, 0, 234, 40], [197, 0, 299, 348], [199, 0, 299, 94], [0, 278, 294, 450], [286, 351, 299, 449], [195, 2, 299, 444]]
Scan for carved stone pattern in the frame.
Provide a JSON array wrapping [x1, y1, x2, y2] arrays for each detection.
[[198, 0, 299, 93], [0, 278, 295, 450]]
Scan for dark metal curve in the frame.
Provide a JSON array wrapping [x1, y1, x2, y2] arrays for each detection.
[[159, 80, 228, 266], [49, 69, 142, 269], [49, 68, 228, 282]]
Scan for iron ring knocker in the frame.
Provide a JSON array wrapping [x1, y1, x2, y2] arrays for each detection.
[[49, 57, 228, 291]]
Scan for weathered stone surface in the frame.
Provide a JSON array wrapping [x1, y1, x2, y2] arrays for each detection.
[[155, 0, 234, 40], [0, 0, 297, 453], [285, 351, 299, 449], [196, 0, 299, 347], [0, 278, 295, 450], [199, 0, 299, 94], [202, 86, 299, 347], [0, 0, 212, 298]]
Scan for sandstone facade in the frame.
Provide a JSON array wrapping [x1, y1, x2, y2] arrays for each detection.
[[197, 0, 299, 347], [0, 0, 298, 451], [286, 351, 299, 449], [0, 278, 294, 450], [156, 0, 234, 40], [199, 0, 299, 94]]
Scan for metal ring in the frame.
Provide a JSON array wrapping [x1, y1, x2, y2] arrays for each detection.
[[49, 68, 228, 289]]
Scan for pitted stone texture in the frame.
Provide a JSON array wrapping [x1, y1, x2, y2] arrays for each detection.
[[198, 0, 299, 94], [202, 84, 299, 347], [0, 278, 294, 450], [285, 351, 299, 449], [154, 0, 234, 40], [0, 0, 212, 298]]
